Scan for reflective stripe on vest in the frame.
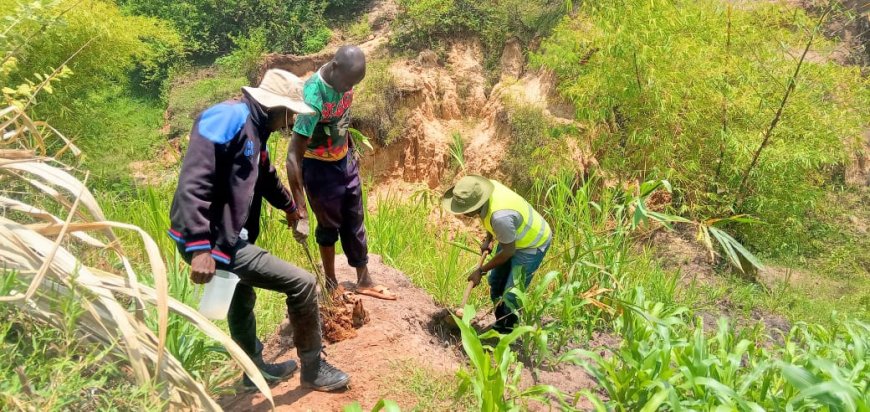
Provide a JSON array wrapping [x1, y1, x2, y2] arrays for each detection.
[[482, 180, 551, 249]]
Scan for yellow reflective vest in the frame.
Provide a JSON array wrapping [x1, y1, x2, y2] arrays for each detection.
[[482, 180, 551, 249]]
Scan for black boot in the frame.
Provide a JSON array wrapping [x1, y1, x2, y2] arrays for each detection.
[[493, 303, 518, 334], [238, 340, 298, 391], [240, 357, 298, 391], [290, 307, 350, 392], [301, 357, 350, 392]]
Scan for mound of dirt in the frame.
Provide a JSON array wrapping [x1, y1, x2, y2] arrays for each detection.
[[650, 225, 717, 284], [319, 293, 365, 343], [219, 255, 465, 411], [218, 254, 603, 411]]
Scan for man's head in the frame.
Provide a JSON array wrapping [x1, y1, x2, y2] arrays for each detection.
[[328, 45, 366, 93], [243, 69, 314, 131], [441, 175, 494, 216]]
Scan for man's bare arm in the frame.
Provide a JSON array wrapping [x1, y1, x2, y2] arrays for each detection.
[[287, 132, 309, 219]]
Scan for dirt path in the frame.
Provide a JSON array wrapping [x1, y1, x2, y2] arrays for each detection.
[[216, 254, 604, 411], [218, 255, 465, 411]]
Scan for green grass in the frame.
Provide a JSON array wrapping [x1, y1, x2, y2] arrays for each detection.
[[41, 86, 169, 191], [365, 194, 481, 305], [384, 360, 471, 411], [0, 271, 165, 411]]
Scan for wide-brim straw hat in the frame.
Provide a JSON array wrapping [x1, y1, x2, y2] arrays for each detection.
[[441, 175, 494, 215], [242, 69, 315, 115]]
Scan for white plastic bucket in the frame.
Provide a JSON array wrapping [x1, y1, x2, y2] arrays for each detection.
[[198, 270, 240, 320]]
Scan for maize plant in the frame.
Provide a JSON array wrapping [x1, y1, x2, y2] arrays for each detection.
[[454, 305, 569, 411], [567, 288, 870, 411]]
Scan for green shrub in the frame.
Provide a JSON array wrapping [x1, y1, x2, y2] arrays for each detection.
[[352, 59, 408, 145], [303, 25, 333, 54], [326, 0, 372, 17], [532, 0, 870, 255], [165, 71, 248, 140], [215, 29, 268, 80], [118, 0, 331, 56], [499, 99, 577, 193], [1, 0, 184, 101], [391, 0, 566, 64], [347, 15, 373, 43]]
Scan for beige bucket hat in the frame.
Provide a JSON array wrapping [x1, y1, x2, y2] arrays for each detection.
[[243, 69, 315, 115], [441, 175, 495, 215]]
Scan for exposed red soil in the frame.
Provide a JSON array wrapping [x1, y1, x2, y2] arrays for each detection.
[[218, 255, 465, 411], [218, 254, 603, 411]]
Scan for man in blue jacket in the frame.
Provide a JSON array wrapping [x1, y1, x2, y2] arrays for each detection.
[[168, 69, 349, 392]]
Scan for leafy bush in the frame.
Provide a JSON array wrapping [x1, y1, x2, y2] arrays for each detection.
[[303, 25, 334, 54], [347, 15, 374, 43], [1, 0, 183, 100], [532, 0, 870, 254], [499, 99, 578, 193], [391, 0, 566, 64], [352, 59, 409, 145], [165, 70, 247, 140], [118, 0, 332, 56], [326, 0, 372, 17], [215, 29, 268, 80]]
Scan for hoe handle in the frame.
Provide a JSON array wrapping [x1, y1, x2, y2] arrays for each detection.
[[457, 250, 490, 315], [459, 281, 474, 309]]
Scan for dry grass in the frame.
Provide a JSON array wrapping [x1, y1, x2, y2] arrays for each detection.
[[0, 105, 274, 411]]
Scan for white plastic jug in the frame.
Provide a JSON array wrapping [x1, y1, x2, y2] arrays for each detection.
[[198, 270, 240, 320]]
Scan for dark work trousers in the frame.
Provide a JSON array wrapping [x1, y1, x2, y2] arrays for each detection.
[[302, 154, 369, 268], [179, 242, 323, 365], [487, 243, 550, 332]]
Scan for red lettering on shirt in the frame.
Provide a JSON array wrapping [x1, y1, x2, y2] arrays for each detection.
[[319, 90, 354, 122]]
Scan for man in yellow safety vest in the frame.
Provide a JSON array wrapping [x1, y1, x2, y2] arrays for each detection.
[[442, 175, 552, 333]]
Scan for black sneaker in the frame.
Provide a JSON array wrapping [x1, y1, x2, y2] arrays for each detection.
[[300, 359, 350, 392], [240, 359, 298, 391]]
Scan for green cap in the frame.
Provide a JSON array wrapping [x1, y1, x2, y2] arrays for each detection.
[[441, 175, 494, 215]]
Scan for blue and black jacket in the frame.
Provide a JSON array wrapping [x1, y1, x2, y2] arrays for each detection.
[[168, 93, 295, 264]]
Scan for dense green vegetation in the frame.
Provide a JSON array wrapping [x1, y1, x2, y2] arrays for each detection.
[[532, 0, 869, 256], [1, 0, 184, 181], [391, 0, 566, 67], [2, 0, 868, 410], [117, 0, 341, 56], [0, 275, 163, 411]]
